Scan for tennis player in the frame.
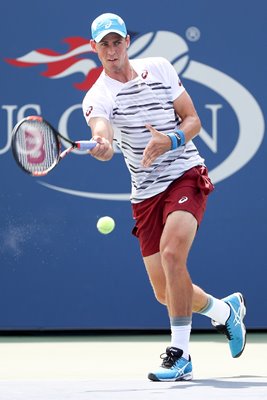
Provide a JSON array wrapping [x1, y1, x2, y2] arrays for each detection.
[[82, 13, 246, 381]]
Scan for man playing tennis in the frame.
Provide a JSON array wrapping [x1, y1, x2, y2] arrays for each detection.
[[82, 13, 246, 381]]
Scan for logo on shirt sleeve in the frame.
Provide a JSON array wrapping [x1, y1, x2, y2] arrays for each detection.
[[85, 106, 93, 117], [141, 70, 148, 79]]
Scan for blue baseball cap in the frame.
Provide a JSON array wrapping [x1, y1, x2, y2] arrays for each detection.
[[91, 13, 127, 43]]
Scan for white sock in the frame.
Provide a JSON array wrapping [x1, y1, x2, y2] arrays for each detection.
[[198, 295, 230, 324], [170, 322, 191, 360]]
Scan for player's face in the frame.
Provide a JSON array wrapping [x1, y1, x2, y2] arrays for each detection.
[[91, 33, 130, 76]]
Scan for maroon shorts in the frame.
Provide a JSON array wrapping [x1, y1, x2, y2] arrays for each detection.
[[131, 166, 214, 257]]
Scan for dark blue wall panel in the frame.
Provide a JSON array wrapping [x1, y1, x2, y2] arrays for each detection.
[[0, 0, 266, 329]]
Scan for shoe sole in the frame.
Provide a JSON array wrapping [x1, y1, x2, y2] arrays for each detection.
[[148, 372, 193, 382]]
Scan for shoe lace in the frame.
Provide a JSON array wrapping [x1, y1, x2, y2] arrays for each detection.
[[160, 351, 178, 368], [219, 324, 232, 340]]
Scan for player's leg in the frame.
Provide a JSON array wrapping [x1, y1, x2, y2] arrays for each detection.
[[159, 210, 196, 318], [147, 209, 195, 381], [143, 255, 214, 311], [143, 252, 166, 305], [144, 249, 246, 362]]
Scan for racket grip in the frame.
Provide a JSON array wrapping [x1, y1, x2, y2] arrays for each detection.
[[75, 140, 97, 150]]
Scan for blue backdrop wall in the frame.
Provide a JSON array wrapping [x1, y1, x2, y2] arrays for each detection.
[[0, 0, 266, 330]]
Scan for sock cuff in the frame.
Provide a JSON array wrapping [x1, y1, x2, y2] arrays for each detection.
[[197, 295, 214, 314], [170, 316, 192, 326]]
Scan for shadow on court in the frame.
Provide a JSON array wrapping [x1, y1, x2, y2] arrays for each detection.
[[2, 377, 266, 400]]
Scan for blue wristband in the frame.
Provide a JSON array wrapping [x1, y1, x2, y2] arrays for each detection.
[[166, 133, 178, 150], [167, 130, 186, 150], [174, 129, 186, 146]]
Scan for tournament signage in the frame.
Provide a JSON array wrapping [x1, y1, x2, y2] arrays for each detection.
[[0, 1, 266, 330]]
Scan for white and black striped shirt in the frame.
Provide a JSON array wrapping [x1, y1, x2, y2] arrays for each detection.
[[83, 57, 204, 203]]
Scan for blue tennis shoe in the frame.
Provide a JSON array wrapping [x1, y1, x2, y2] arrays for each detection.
[[212, 292, 246, 358], [148, 347, 193, 382]]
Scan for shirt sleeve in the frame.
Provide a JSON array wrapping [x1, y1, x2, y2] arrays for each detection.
[[155, 57, 185, 101], [82, 84, 112, 125]]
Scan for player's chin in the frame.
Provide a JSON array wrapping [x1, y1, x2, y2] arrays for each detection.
[[106, 60, 120, 70]]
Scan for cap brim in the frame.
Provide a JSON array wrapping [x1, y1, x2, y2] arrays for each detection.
[[94, 29, 126, 43]]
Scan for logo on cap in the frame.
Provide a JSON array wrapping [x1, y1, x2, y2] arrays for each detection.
[[104, 21, 112, 29]]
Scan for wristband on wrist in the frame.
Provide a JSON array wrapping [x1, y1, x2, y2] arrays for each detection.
[[174, 129, 186, 146], [166, 133, 178, 150], [166, 129, 186, 150]]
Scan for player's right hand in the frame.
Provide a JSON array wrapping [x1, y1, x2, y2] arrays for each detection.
[[89, 135, 114, 161]]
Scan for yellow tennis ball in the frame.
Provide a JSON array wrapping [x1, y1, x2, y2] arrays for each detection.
[[97, 216, 115, 234]]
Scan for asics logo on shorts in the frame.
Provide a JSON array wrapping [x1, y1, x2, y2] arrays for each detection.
[[178, 196, 188, 204]]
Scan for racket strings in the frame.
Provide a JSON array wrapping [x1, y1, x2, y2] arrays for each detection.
[[14, 121, 59, 174]]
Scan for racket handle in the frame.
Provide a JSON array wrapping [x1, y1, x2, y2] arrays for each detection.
[[75, 140, 97, 150]]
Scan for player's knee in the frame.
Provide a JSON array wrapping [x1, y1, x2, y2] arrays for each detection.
[[161, 246, 184, 272]]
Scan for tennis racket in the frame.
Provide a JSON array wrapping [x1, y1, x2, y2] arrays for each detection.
[[11, 115, 97, 176]]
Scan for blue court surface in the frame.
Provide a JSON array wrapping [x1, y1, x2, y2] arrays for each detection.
[[0, 332, 266, 399]]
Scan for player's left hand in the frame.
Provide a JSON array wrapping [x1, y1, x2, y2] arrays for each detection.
[[142, 124, 172, 167]]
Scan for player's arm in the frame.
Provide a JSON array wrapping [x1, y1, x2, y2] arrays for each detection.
[[173, 90, 201, 141], [89, 117, 114, 161], [142, 91, 201, 167]]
